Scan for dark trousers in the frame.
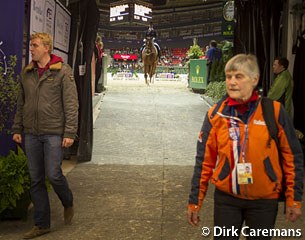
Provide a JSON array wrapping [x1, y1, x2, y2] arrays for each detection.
[[214, 189, 278, 240]]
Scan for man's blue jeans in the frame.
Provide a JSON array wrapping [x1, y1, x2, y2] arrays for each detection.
[[25, 134, 73, 228]]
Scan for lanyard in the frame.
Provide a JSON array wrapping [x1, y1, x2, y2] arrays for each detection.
[[229, 104, 255, 163]]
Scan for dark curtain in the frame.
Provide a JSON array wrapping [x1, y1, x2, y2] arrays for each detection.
[[293, 31, 305, 134], [68, 0, 99, 162], [234, 0, 283, 95]]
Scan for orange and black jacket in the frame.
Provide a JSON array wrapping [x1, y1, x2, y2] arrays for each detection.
[[188, 96, 304, 212]]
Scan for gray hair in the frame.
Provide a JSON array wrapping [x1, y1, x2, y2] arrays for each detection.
[[225, 54, 260, 80]]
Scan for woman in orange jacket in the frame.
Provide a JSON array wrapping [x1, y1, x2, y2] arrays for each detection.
[[187, 54, 304, 239]]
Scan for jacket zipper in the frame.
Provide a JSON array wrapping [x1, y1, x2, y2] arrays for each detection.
[[35, 70, 40, 134], [217, 111, 253, 198]]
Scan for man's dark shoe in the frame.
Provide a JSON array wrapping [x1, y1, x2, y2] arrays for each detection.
[[23, 226, 50, 239], [64, 206, 74, 225]]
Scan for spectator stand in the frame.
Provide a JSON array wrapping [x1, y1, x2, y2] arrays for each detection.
[[107, 47, 189, 82]]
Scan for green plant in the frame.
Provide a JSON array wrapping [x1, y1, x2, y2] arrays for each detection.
[[221, 40, 234, 64], [132, 70, 138, 78], [187, 38, 204, 60], [0, 145, 52, 218], [0, 55, 19, 133], [110, 67, 118, 76], [205, 81, 227, 102], [209, 40, 233, 83], [0, 146, 30, 214]]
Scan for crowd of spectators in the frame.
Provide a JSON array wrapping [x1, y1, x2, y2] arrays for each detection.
[[160, 47, 188, 66], [110, 47, 139, 55], [109, 47, 208, 68]]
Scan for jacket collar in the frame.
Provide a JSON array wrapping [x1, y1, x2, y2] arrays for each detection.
[[24, 54, 63, 73]]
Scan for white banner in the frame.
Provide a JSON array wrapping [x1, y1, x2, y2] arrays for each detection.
[[54, 2, 71, 53], [29, 0, 71, 63], [30, 0, 55, 35]]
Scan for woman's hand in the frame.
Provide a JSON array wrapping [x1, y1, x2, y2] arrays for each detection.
[[187, 208, 200, 226], [285, 207, 302, 222]]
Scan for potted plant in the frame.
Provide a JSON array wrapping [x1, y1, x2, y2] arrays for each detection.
[[186, 37, 204, 60], [0, 55, 32, 220], [0, 146, 31, 220], [186, 38, 204, 89]]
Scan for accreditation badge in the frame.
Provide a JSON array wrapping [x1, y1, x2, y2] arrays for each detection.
[[229, 127, 239, 140], [237, 163, 253, 184]]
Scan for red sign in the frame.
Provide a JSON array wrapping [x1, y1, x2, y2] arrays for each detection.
[[113, 54, 138, 60]]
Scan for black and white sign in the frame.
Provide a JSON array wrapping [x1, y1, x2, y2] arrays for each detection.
[[54, 2, 71, 53], [29, 0, 71, 63], [110, 4, 129, 23], [134, 3, 152, 22], [30, 0, 55, 35]]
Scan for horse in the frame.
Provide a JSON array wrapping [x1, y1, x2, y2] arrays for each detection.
[[142, 37, 158, 85]]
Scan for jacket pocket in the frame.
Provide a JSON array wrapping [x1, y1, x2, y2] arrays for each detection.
[[218, 158, 230, 180], [263, 157, 278, 182]]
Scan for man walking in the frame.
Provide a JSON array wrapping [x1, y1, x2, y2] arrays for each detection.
[[268, 57, 294, 118], [12, 32, 78, 239], [206, 40, 221, 82]]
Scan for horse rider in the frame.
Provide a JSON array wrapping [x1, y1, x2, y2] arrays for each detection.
[[140, 22, 161, 62]]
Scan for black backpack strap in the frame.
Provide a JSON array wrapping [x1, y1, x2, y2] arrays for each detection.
[[261, 97, 286, 204], [261, 97, 280, 148]]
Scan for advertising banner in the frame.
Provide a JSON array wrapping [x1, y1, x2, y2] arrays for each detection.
[[222, 0, 234, 38], [0, 0, 24, 156], [113, 54, 138, 60], [0, 1, 24, 73], [189, 59, 207, 90]]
